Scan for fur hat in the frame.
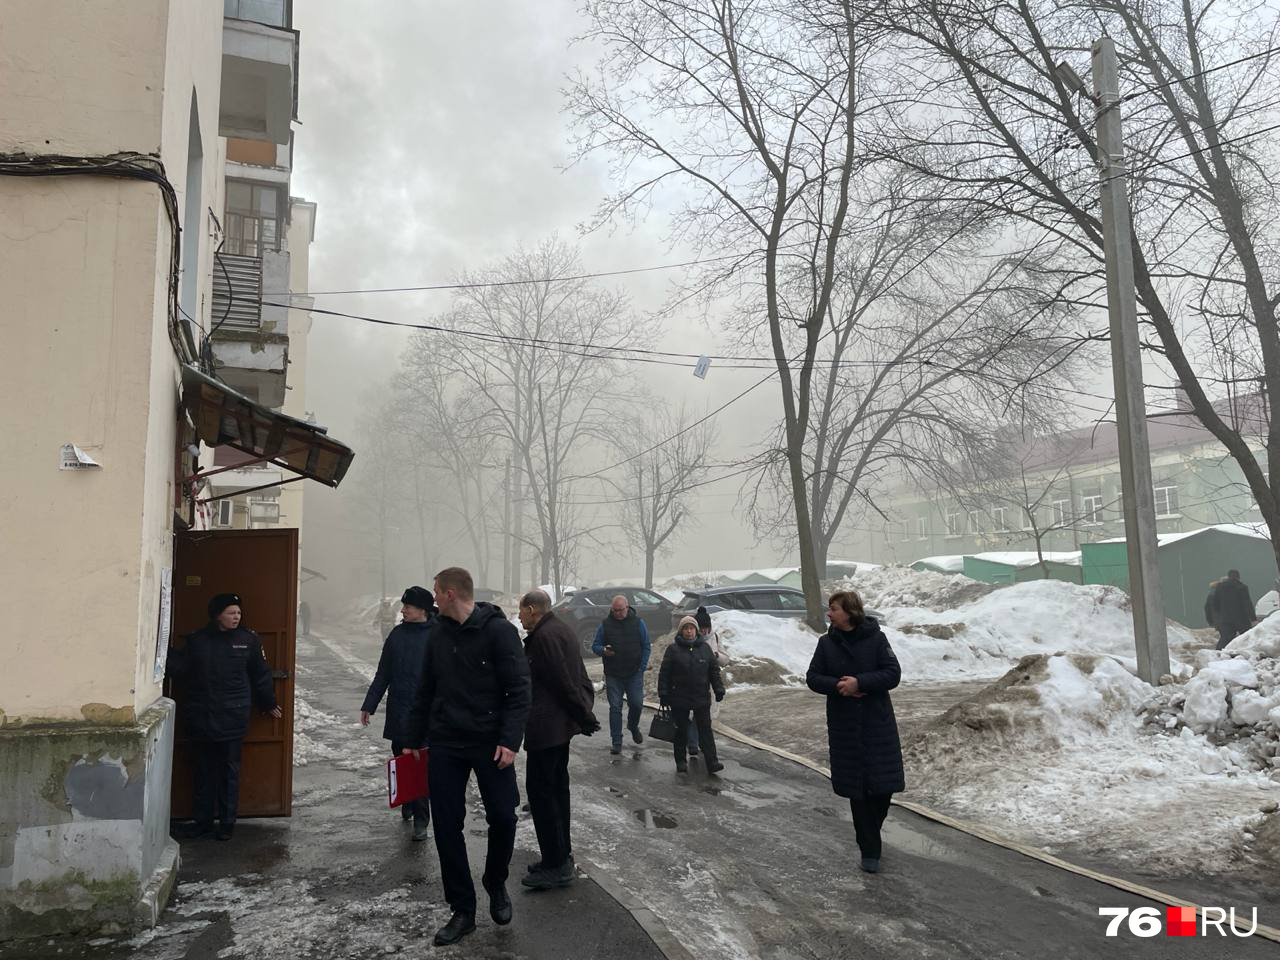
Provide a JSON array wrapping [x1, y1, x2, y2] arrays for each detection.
[[208, 593, 241, 620], [677, 615, 700, 634], [401, 585, 434, 611]]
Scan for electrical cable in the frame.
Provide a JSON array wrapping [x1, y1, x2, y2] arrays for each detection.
[[1119, 44, 1280, 104]]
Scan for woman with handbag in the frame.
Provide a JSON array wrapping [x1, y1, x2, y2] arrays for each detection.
[[657, 616, 725, 774], [805, 590, 904, 874], [686, 606, 728, 756]]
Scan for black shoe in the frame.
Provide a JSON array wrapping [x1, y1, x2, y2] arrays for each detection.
[[675, 761, 688, 773], [706, 761, 724, 774], [401, 806, 414, 821], [176, 821, 214, 840], [610, 743, 622, 755], [215, 823, 234, 841], [630, 726, 644, 744], [489, 886, 513, 925], [688, 745, 699, 756], [521, 861, 574, 890], [860, 857, 880, 873], [527, 852, 573, 874], [433, 912, 476, 946], [412, 817, 431, 841]]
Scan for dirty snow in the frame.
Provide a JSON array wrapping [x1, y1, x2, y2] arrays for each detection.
[[905, 650, 1280, 876]]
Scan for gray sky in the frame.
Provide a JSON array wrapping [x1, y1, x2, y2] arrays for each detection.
[[292, 1, 788, 594]]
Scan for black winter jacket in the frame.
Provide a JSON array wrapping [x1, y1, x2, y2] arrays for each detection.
[[806, 618, 904, 798], [523, 613, 595, 752], [658, 635, 725, 709], [361, 617, 434, 742], [405, 602, 531, 753], [168, 623, 277, 741], [1207, 577, 1254, 628]]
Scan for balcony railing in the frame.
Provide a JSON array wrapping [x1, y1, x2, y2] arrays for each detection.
[[224, 0, 289, 28], [211, 253, 263, 330]]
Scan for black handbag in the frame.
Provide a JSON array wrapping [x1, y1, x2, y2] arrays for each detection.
[[647, 706, 677, 743]]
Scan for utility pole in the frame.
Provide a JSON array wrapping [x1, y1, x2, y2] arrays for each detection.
[[1091, 36, 1171, 684]]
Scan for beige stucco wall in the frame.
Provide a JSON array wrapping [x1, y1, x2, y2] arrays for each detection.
[[0, 0, 224, 723]]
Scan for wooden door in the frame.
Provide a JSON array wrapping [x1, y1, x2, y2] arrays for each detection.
[[168, 528, 298, 818]]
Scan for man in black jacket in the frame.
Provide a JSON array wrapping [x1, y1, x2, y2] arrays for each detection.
[[361, 585, 436, 839], [167, 593, 282, 841], [1206, 569, 1257, 649], [404, 567, 531, 947], [516, 589, 599, 891]]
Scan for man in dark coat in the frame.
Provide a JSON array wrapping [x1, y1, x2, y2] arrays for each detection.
[[591, 595, 651, 754], [806, 590, 903, 874], [515, 589, 599, 890], [167, 592, 282, 841], [1206, 569, 1256, 650], [403, 567, 532, 947], [361, 585, 436, 838], [658, 615, 725, 774]]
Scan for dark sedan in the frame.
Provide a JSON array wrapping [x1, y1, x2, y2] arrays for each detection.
[[552, 586, 677, 652]]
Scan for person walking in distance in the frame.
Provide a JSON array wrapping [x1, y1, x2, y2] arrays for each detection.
[[806, 590, 904, 874], [360, 586, 436, 840], [403, 568, 531, 946], [1205, 569, 1257, 650], [592, 595, 651, 755], [516, 589, 600, 891], [167, 593, 282, 841], [687, 605, 728, 757], [658, 616, 725, 774]]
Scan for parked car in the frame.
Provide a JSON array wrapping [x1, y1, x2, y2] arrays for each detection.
[[672, 584, 883, 627], [552, 586, 678, 653]]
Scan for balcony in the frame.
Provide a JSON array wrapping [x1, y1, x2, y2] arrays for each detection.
[[220, 0, 297, 145]]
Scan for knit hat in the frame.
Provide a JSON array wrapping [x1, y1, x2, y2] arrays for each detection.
[[677, 615, 700, 633], [695, 606, 712, 632], [208, 593, 241, 620], [401, 585, 434, 612]]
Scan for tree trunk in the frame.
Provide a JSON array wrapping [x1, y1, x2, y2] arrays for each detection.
[[645, 550, 655, 590]]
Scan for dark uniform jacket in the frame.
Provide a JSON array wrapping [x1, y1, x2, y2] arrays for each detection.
[[168, 623, 277, 741], [361, 617, 435, 742], [1207, 578, 1255, 629], [523, 612, 595, 752], [658, 635, 725, 710], [405, 602, 531, 754], [806, 618, 905, 798]]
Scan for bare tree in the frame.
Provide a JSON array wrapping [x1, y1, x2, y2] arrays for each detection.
[[614, 405, 714, 587], [878, 0, 1280, 570]]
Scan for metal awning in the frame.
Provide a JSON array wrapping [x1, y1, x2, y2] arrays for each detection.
[[181, 364, 354, 488]]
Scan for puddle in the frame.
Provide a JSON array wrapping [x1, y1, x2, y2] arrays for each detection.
[[633, 808, 678, 829], [881, 819, 962, 864]]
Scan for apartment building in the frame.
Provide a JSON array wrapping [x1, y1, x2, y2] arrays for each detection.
[[0, 0, 348, 940]]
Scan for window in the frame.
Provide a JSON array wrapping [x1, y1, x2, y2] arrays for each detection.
[[1081, 490, 1104, 525], [899, 521, 911, 543], [1021, 507, 1036, 532], [776, 591, 808, 611], [225, 180, 284, 257], [1153, 484, 1179, 518], [946, 512, 962, 537], [630, 589, 666, 607], [213, 500, 234, 527], [968, 510, 983, 534], [917, 517, 928, 541], [1052, 498, 1071, 527], [992, 506, 1009, 532]]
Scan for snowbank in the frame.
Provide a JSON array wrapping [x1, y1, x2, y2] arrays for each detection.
[[906, 652, 1280, 875], [712, 611, 817, 678]]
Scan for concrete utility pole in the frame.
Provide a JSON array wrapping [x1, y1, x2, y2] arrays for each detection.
[[1091, 36, 1171, 683]]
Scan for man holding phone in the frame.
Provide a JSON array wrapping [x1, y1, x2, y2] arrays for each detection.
[[591, 595, 651, 755]]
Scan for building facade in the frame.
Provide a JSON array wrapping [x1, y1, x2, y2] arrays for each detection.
[[0, 0, 336, 940]]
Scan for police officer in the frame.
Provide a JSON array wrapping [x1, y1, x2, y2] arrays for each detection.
[[168, 593, 281, 840]]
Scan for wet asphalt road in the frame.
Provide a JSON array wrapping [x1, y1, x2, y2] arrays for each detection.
[[8, 621, 1278, 959]]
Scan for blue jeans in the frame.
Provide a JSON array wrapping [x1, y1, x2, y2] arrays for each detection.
[[605, 672, 645, 746]]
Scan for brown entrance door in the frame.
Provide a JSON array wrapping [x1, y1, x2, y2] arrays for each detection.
[[168, 528, 298, 817]]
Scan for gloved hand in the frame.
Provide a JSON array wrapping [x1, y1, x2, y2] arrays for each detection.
[[659, 700, 670, 711], [580, 715, 601, 736], [714, 691, 724, 703]]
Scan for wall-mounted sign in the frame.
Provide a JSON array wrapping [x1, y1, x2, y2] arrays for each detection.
[[60, 444, 101, 470]]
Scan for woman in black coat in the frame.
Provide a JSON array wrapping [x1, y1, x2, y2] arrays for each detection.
[[806, 590, 904, 874], [658, 616, 726, 774]]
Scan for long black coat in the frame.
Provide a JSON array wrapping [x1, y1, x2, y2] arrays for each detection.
[[805, 618, 904, 798], [360, 617, 434, 742], [523, 613, 595, 752], [658, 636, 725, 709], [405, 602, 531, 753], [167, 624, 277, 741], [1208, 577, 1254, 628]]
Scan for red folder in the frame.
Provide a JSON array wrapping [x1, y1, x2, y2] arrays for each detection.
[[387, 751, 429, 808]]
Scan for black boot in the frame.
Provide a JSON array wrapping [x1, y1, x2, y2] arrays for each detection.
[[489, 885, 513, 925], [433, 911, 476, 946]]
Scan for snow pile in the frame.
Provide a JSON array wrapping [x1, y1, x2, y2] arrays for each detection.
[[712, 610, 817, 679], [838, 564, 998, 611], [906, 652, 1280, 874]]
